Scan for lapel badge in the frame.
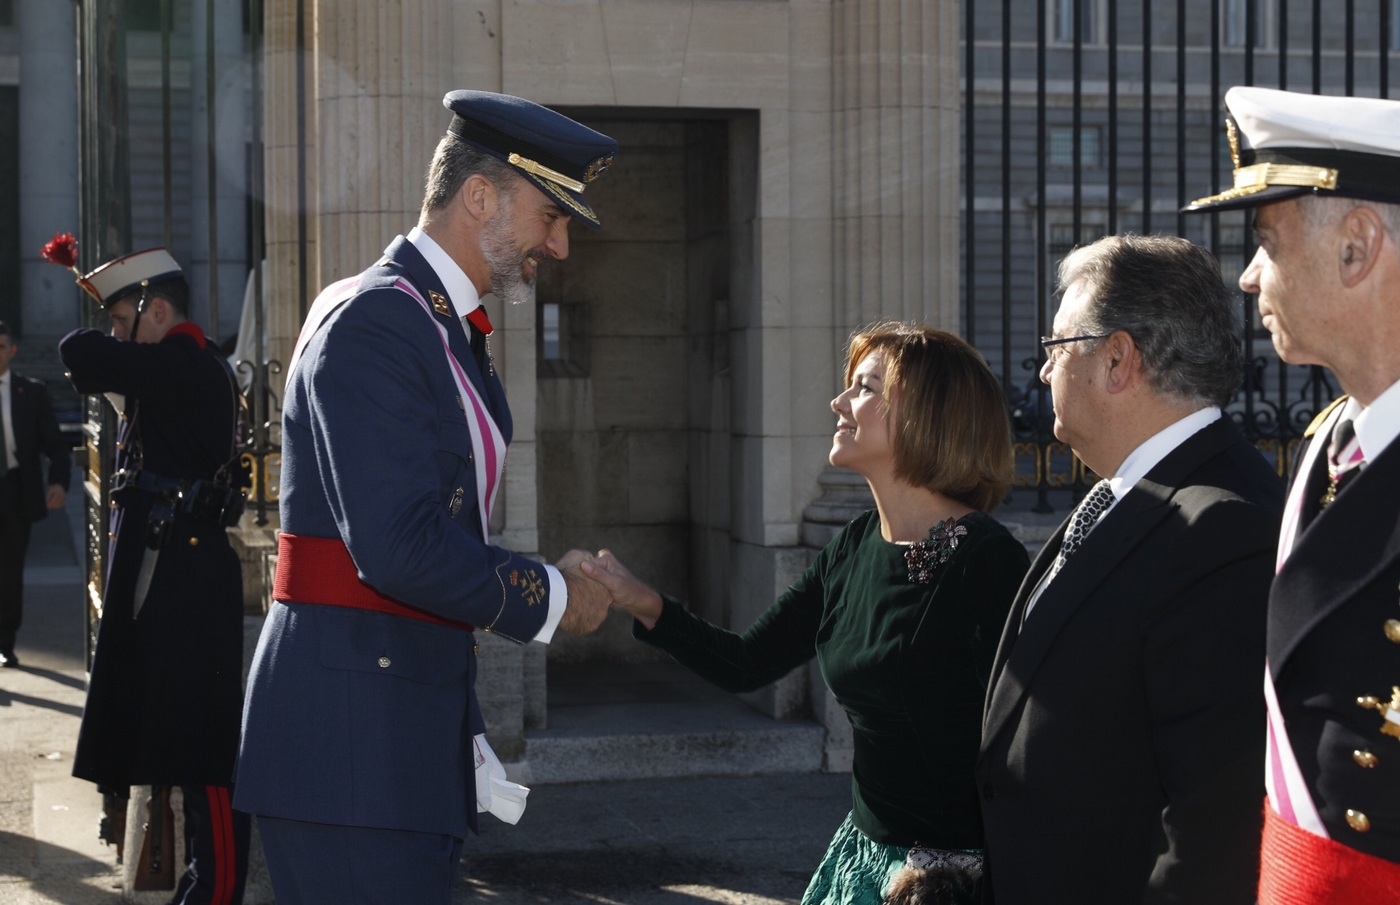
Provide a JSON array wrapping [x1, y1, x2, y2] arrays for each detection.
[[429, 290, 451, 317], [448, 487, 464, 518]]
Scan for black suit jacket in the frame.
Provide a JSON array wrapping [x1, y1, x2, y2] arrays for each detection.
[[1270, 410, 1400, 863], [977, 416, 1284, 904], [4, 372, 71, 522]]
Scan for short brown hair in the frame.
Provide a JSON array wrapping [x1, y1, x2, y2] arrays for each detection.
[[844, 323, 1013, 513]]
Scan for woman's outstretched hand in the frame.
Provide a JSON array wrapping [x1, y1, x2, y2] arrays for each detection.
[[581, 550, 665, 630]]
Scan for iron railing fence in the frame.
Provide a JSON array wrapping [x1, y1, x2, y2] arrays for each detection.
[[964, 0, 1388, 511]]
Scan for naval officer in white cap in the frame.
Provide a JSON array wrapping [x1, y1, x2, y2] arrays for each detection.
[[1187, 85, 1400, 902]]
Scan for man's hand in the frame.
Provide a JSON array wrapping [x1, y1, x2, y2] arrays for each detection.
[[582, 550, 664, 630], [45, 485, 66, 510], [556, 549, 611, 635]]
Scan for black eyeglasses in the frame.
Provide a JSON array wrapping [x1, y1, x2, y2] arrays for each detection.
[[1040, 333, 1109, 351]]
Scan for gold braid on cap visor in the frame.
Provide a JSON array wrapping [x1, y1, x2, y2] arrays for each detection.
[[507, 152, 585, 193], [1191, 161, 1339, 206]]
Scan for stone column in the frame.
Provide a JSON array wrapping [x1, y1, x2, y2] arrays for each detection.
[[17, 0, 80, 346], [313, 0, 454, 282], [262, 0, 316, 368], [831, 0, 961, 331]]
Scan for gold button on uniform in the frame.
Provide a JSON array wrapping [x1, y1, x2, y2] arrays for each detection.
[[1346, 809, 1372, 832], [188, 536, 199, 547], [377, 656, 391, 668], [1354, 749, 1379, 769], [1385, 619, 1400, 643]]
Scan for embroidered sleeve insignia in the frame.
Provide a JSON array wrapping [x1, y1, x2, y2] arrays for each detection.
[[520, 569, 545, 607]]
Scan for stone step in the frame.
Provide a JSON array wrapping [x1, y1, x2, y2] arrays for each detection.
[[516, 663, 827, 786]]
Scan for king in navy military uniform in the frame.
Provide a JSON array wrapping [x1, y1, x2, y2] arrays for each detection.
[[58, 248, 251, 905], [235, 91, 616, 903], [1186, 87, 1400, 901]]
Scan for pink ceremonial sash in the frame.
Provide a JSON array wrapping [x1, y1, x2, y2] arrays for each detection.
[[1263, 403, 1345, 838], [287, 273, 507, 541]]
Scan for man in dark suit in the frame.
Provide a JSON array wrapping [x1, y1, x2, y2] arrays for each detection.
[[976, 235, 1284, 903], [0, 320, 71, 668], [236, 91, 615, 904], [1185, 87, 1400, 901]]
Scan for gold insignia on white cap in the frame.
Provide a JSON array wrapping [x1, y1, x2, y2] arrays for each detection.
[[1187, 86, 1400, 212]]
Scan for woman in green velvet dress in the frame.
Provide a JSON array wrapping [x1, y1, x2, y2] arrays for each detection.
[[583, 323, 1030, 905]]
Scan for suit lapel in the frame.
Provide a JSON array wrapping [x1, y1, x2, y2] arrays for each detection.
[[1270, 435, 1400, 671], [981, 416, 1244, 752], [982, 484, 1173, 749]]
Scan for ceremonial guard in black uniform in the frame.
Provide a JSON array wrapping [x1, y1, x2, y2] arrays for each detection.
[[57, 248, 250, 905]]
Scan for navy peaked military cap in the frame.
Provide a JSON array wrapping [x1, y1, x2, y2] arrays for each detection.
[[443, 90, 617, 229], [1185, 86, 1400, 213]]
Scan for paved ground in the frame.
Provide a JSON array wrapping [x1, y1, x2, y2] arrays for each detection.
[[0, 494, 854, 905], [0, 483, 1071, 904]]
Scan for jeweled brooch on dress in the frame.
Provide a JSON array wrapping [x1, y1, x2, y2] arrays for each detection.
[[905, 517, 968, 584]]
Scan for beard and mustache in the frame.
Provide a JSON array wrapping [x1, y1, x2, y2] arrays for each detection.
[[479, 190, 544, 307]]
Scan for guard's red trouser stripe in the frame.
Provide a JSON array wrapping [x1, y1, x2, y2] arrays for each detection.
[[205, 785, 235, 905]]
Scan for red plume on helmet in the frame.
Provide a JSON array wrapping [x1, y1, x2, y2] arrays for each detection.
[[40, 231, 80, 273]]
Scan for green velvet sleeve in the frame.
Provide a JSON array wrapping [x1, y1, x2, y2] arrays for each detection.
[[630, 522, 861, 693]]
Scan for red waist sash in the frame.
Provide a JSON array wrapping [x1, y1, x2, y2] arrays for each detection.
[[273, 533, 474, 631], [1260, 796, 1400, 904]]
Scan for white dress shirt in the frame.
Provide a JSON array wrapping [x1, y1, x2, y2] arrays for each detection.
[[0, 373, 17, 472], [1346, 377, 1400, 465], [1023, 406, 1223, 619]]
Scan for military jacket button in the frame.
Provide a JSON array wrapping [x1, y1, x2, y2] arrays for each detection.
[[377, 656, 391, 668], [188, 536, 199, 546], [1346, 809, 1372, 833], [1384, 619, 1400, 644], [1354, 749, 1380, 769]]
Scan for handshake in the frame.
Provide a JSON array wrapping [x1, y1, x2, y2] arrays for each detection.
[[552, 548, 664, 635]]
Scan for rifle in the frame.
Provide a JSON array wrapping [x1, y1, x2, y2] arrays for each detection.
[[133, 785, 176, 891]]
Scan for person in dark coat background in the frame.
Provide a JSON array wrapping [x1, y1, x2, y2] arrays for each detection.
[[57, 247, 250, 905], [0, 320, 72, 668]]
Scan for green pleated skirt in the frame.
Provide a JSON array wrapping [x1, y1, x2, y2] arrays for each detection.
[[800, 814, 910, 905]]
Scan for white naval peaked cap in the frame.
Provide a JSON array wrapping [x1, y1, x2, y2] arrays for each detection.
[[78, 247, 184, 309], [1185, 86, 1400, 212]]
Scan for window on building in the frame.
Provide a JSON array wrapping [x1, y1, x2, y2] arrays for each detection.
[[125, 0, 164, 32], [0, 0, 13, 28], [1048, 126, 1102, 168], [1223, 0, 1276, 49], [1054, 0, 1099, 45], [538, 301, 590, 378]]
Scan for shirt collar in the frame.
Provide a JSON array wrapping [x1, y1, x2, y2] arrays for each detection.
[[407, 227, 482, 320], [1110, 406, 1222, 499], [1350, 378, 1400, 462]]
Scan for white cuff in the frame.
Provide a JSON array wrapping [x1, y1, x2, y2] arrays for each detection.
[[533, 564, 566, 644]]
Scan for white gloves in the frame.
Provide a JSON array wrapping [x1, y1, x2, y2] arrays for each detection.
[[473, 733, 529, 825]]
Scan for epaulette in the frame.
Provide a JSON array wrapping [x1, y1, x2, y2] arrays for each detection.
[[1303, 395, 1349, 439]]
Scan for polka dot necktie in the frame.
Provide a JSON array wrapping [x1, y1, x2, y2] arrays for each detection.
[[1056, 479, 1115, 566]]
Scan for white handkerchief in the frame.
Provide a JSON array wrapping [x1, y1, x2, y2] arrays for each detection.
[[473, 733, 530, 825]]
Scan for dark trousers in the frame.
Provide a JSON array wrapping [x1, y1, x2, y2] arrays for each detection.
[[258, 814, 465, 905], [0, 472, 32, 652], [170, 785, 250, 905]]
